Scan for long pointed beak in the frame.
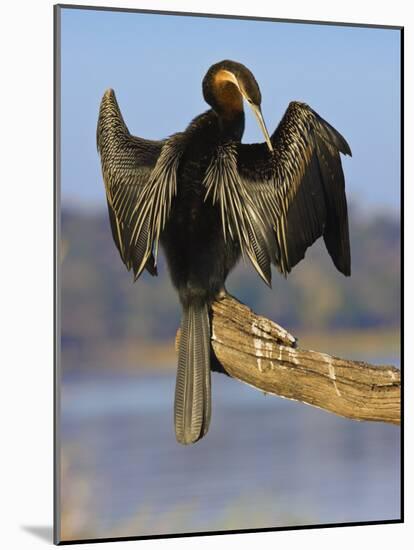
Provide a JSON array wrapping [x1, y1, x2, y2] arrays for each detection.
[[250, 104, 273, 152]]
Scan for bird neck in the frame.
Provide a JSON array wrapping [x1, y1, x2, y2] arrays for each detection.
[[217, 109, 245, 143], [208, 76, 246, 142], [204, 71, 245, 136], [213, 76, 243, 112], [185, 109, 245, 147]]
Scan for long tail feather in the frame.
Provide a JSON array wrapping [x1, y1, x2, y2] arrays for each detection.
[[174, 302, 211, 444]]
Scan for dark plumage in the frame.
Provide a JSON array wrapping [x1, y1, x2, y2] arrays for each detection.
[[97, 59, 351, 445]]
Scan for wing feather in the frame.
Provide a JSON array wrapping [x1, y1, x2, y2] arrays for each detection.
[[238, 101, 351, 277], [97, 89, 183, 280], [204, 144, 275, 285]]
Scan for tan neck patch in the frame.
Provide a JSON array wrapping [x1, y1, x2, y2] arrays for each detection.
[[214, 69, 239, 87], [213, 70, 243, 113]]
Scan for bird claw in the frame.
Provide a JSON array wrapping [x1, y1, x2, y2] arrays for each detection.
[[215, 288, 227, 301]]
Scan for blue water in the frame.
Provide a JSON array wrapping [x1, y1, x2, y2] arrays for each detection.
[[60, 366, 401, 540]]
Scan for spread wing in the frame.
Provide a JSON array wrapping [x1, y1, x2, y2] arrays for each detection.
[[205, 101, 351, 285], [97, 89, 183, 280]]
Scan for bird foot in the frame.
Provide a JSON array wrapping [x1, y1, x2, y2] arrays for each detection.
[[215, 287, 227, 301]]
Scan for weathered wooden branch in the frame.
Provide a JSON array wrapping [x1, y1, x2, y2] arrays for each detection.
[[179, 295, 400, 426]]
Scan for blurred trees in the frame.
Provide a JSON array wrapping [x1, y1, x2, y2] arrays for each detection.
[[61, 205, 400, 367]]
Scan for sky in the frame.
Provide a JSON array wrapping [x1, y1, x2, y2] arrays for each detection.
[[59, 7, 401, 213]]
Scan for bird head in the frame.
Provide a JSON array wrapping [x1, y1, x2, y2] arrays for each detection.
[[202, 60, 273, 152]]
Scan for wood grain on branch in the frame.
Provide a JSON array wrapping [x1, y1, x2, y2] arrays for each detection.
[[203, 295, 400, 426]]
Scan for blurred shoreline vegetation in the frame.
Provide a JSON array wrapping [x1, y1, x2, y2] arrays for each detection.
[[61, 204, 400, 371]]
